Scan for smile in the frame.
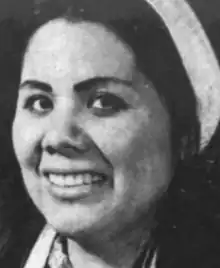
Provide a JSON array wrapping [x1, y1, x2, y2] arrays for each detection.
[[46, 172, 107, 188]]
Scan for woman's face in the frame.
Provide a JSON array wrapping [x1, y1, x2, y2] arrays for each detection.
[[12, 19, 171, 236]]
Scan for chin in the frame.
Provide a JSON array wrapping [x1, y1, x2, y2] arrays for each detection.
[[42, 205, 104, 237], [46, 215, 89, 236]]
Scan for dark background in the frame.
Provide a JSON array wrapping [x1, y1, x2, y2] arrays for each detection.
[[0, 0, 219, 25], [0, 0, 220, 27]]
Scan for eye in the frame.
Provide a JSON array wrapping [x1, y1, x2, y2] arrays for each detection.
[[87, 92, 128, 116], [24, 94, 53, 115]]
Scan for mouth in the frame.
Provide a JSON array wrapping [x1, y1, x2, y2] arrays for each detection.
[[40, 169, 111, 202], [42, 170, 111, 201], [44, 171, 108, 188]]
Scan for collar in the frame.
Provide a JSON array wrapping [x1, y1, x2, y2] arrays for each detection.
[[24, 225, 156, 268], [24, 225, 56, 268]]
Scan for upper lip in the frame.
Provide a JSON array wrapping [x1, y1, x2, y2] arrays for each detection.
[[39, 165, 112, 179], [38, 159, 113, 178]]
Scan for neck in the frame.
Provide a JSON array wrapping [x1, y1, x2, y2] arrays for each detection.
[[67, 221, 152, 268]]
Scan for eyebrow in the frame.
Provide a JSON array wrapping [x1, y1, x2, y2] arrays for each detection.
[[19, 76, 132, 93], [74, 76, 132, 92], [19, 80, 52, 93]]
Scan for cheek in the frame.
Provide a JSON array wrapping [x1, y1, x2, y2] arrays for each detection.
[[85, 113, 145, 163], [87, 111, 170, 167], [85, 110, 171, 192], [12, 116, 43, 166]]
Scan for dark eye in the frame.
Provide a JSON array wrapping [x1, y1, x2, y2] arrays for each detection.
[[87, 92, 128, 116], [24, 95, 53, 115]]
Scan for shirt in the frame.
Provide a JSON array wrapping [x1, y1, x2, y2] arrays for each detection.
[[23, 225, 157, 268]]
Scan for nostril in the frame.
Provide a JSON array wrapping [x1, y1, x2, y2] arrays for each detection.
[[46, 145, 57, 155], [44, 141, 88, 157], [42, 128, 91, 156]]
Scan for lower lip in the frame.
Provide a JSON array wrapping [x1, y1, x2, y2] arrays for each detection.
[[44, 175, 110, 201]]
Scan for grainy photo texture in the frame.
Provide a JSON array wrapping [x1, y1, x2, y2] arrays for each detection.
[[0, 0, 220, 267]]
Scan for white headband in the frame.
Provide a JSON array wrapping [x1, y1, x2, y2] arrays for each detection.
[[145, 0, 220, 151]]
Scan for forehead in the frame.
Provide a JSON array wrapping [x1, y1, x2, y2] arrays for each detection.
[[21, 19, 135, 83]]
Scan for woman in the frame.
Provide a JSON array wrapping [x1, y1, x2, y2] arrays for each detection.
[[1, 0, 220, 267]]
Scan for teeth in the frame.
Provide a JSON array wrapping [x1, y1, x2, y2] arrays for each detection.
[[49, 174, 66, 187], [65, 175, 81, 186], [93, 176, 101, 182], [84, 174, 92, 184], [74, 175, 84, 185], [47, 173, 105, 187]]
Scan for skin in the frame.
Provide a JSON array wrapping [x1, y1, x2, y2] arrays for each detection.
[[12, 19, 171, 267]]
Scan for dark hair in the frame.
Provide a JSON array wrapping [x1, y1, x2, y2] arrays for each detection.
[[0, 0, 218, 267]]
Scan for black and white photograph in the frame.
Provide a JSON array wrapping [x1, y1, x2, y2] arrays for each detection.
[[0, 0, 220, 267]]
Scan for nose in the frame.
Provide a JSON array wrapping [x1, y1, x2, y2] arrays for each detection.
[[42, 98, 90, 157]]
